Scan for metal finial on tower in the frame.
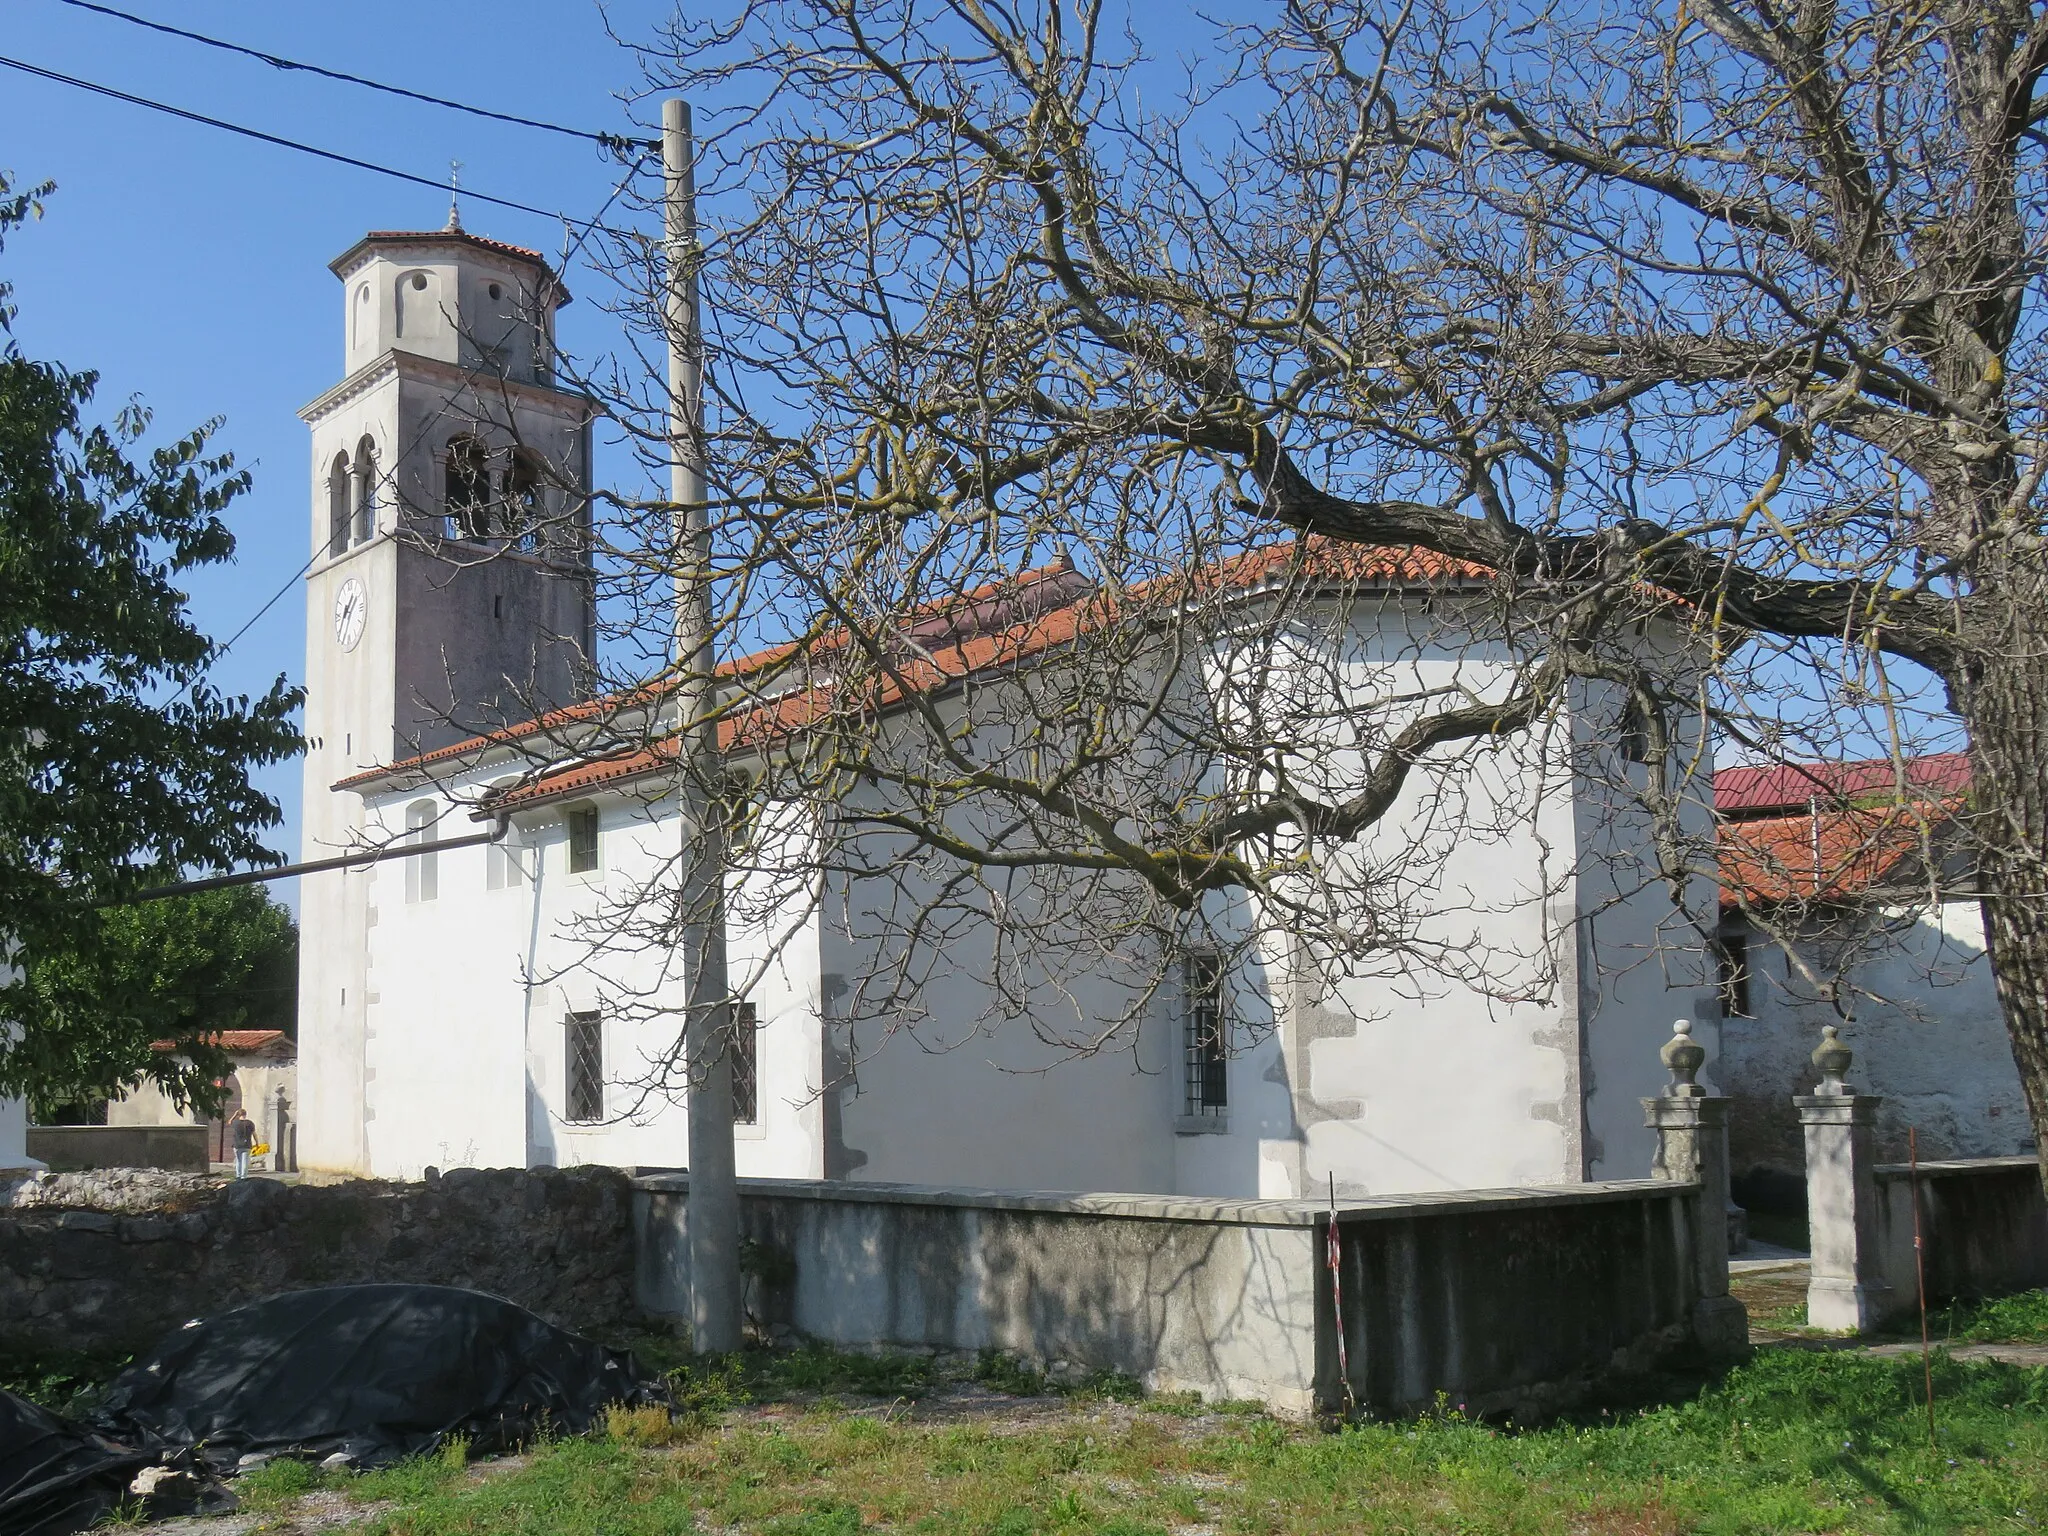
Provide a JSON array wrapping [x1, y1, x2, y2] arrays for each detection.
[[446, 160, 464, 232]]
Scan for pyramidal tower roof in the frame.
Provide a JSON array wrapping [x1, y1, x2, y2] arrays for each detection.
[[328, 227, 570, 307]]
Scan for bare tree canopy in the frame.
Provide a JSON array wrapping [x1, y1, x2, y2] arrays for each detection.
[[471, 0, 2048, 1182]]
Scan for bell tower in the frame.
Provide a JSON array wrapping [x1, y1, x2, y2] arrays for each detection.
[[295, 218, 595, 1173]]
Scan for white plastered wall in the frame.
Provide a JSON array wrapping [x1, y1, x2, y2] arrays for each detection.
[[321, 586, 1712, 1199], [1721, 897, 2028, 1181], [356, 765, 826, 1182]]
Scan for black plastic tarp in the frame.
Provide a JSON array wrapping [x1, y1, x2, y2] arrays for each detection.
[[0, 1390, 149, 1536], [89, 1284, 667, 1470]]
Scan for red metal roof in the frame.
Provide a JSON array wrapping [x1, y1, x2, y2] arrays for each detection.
[[1713, 753, 1970, 816]]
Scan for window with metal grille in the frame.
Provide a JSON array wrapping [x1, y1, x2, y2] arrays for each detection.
[[567, 806, 600, 873], [732, 1000, 759, 1125], [1183, 953, 1227, 1116], [509, 450, 543, 553], [351, 436, 377, 545], [565, 1010, 602, 1123]]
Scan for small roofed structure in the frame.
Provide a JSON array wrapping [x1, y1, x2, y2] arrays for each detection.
[[107, 1031, 298, 1172], [1711, 754, 2026, 1214]]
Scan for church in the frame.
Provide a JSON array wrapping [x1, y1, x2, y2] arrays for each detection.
[[292, 222, 1719, 1198]]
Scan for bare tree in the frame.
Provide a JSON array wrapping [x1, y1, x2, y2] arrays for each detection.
[[591, 0, 2048, 1172], [394, 0, 2048, 1202]]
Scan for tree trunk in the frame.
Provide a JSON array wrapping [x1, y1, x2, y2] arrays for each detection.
[[1956, 571, 2048, 1197]]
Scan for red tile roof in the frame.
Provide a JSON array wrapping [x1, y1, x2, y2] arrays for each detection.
[[150, 1030, 295, 1057], [329, 228, 570, 305], [338, 540, 1491, 804], [363, 228, 547, 262], [1716, 804, 1951, 906]]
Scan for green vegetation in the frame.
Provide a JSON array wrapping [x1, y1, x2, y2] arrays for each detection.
[[17, 1316, 2048, 1530], [23, 884, 298, 1123], [0, 171, 301, 1114], [1933, 1289, 2048, 1346], [196, 1347, 2048, 1535], [0, 1343, 131, 1416]]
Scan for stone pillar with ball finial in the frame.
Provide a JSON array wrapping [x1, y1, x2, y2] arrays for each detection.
[[1643, 1019, 1749, 1353], [1793, 1025, 1890, 1332]]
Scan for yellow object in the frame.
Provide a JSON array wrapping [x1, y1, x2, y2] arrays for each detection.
[[251, 1142, 270, 1156]]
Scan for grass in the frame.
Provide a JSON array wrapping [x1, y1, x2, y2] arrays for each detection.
[[1729, 1274, 2048, 1343], [1930, 1288, 2048, 1346], [615, 1336, 1147, 1416], [212, 1346, 2048, 1535]]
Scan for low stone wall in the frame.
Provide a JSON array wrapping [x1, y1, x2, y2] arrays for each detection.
[[0, 1166, 637, 1358], [26, 1125, 208, 1173], [1330, 1183, 1705, 1418], [1873, 1156, 2048, 1316], [634, 1175, 1721, 1418]]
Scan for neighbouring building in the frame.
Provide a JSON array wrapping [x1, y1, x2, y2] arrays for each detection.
[[1713, 755, 2031, 1206], [106, 1029, 299, 1169], [292, 218, 1721, 1197]]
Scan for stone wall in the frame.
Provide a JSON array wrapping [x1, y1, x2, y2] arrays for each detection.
[[26, 1125, 209, 1173], [0, 1166, 637, 1358], [635, 1173, 1724, 1419], [1872, 1156, 2048, 1317]]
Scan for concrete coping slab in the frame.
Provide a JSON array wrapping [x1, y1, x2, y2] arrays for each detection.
[[629, 1173, 1694, 1228], [1872, 1154, 2039, 1180]]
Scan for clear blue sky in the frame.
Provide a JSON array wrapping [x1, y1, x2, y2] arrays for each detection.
[[2, 0, 674, 904]]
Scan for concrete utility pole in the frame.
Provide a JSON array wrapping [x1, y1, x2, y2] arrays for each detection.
[[664, 97, 741, 1353]]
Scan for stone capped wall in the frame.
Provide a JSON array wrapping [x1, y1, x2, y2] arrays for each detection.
[[0, 1166, 638, 1358]]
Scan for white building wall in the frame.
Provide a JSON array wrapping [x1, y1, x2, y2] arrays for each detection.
[[0, 1095, 34, 1173], [1566, 667, 1720, 1185], [817, 841, 1185, 1194], [1722, 898, 2028, 1186], [319, 566, 1718, 1199], [357, 769, 827, 1183], [1247, 609, 1584, 1198]]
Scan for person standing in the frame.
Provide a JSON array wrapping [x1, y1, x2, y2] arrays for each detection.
[[228, 1108, 255, 1180]]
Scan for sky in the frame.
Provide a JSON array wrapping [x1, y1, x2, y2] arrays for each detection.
[[1, 0, 680, 907]]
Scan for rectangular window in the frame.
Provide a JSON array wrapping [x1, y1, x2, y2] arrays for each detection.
[[1715, 933, 1753, 1019], [1183, 953, 1227, 1116], [1619, 699, 1652, 765], [567, 806, 600, 873], [403, 801, 438, 904], [565, 1010, 603, 1123], [732, 1000, 759, 1125], [486, 823, 525, 891]]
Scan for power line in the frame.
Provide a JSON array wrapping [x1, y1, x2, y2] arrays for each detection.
[[53, 0, 657, 156], [0, 53, 644, 230]]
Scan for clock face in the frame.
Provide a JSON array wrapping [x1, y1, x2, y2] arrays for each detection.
[[333, 577, 368, 653]]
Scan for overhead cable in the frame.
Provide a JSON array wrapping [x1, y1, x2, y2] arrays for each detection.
[[0, 54, 641, 230], [53, 0, 658, 156]]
